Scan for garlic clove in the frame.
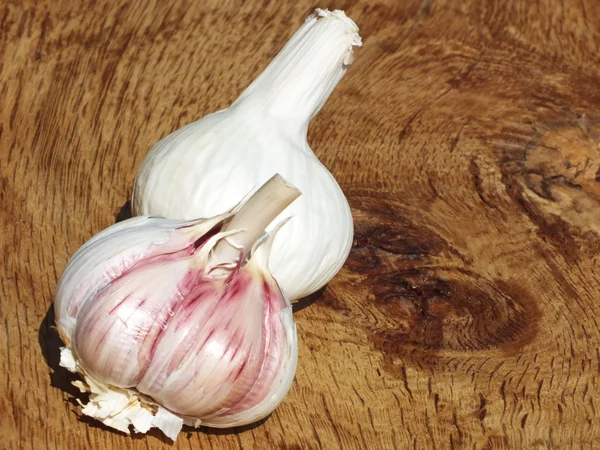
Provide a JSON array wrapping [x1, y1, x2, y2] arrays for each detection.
[[72, 257, 194, 388], [55, 213, 230, 341]]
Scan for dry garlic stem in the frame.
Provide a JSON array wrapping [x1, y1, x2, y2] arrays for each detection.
[[211, 174, 301, 269]]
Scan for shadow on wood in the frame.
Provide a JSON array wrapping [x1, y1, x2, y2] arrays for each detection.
[[293, 286, 326, 313], [38, 304, 83, 406], [115, 199, 133, 223]]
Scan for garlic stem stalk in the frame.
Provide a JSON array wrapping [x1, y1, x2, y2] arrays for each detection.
[[210, 174, 301, 268], [232, 9, 361, 125]]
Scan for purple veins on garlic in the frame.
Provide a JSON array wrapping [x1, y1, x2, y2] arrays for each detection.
[[54, 175, 300, 440]]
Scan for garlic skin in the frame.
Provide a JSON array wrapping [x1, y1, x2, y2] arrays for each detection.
[[55, 177, 299, 440], [132, 9, 361, 301]]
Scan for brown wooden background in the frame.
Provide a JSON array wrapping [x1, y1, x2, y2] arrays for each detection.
[[2, 0, 600, 448]]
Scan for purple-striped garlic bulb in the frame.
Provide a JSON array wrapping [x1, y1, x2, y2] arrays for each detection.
[[54, 175, 299, 441]]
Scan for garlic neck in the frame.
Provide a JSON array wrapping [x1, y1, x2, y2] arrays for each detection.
[[232, 9, 361, 128], [208, 174, 301, 273]]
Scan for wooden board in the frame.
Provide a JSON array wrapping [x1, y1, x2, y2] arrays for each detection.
[[2, 0, 600, 448]]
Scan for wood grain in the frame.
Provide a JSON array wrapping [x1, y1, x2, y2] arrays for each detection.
[[2, 0, 600, 448]]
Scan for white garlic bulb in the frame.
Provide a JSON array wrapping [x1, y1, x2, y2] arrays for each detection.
[[55, 176, 300, 440], [132, 9, 361, 301]]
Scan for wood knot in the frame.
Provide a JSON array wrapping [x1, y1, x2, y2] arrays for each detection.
[[368, 269, 539, 357], [337, 192, 540, 377], [522, 124, 600, 201], [496, 116, 600, 262]]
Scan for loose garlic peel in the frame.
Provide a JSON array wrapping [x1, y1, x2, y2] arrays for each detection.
[[132, 8, 362, 301], [55, 175, 299, 440]]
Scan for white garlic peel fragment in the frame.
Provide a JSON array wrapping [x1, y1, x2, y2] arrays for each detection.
[[55, 175, 300, 440], [132, 8, 362, 301]]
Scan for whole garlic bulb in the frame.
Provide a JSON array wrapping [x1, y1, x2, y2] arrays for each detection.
[[55, 176, 300, 440], [132, 9, 362, 301]]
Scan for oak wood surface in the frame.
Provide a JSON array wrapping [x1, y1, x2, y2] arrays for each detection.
[[2, 0, 600, 448]]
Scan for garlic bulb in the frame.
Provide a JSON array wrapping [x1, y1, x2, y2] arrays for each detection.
[[55, 175, 300, 440], [132, 9, 362, 301]]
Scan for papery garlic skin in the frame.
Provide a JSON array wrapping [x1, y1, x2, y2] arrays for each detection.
[[132, 9, 361, 301], [55, 208, 297, 440], [54, 215, 218, 343]]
